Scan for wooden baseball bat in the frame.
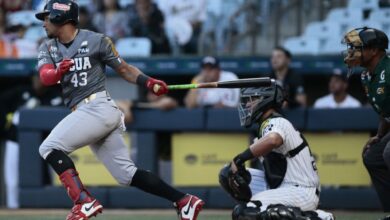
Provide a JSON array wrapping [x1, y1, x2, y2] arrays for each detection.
[[167, 77, 274, 90]]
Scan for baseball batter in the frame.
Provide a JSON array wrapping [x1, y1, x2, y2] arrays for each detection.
[[35, 1, 204, 220], [219, 84, 333, 220]]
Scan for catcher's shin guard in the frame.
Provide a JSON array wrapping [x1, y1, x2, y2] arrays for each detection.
[[59, 169, 91, 203], [232, 202, 264, 220], [264, 204, 322, 220]]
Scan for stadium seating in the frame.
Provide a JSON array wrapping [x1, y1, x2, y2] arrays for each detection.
[[326, 8, 364, 23], [115, 37, 152, 57], [6, 10, 40, 27], [119, 0, 134, 8], [76, 0, 93, 7], [347, 0, 379, 10], [326, 7, 363, 36], [368, 9, 390, 36], [303, 21, 341, 39], [284, 4, 390, 55], [321, 38, 345, 55], [24, 26, 46, 42], [283, 37, 320, 55]]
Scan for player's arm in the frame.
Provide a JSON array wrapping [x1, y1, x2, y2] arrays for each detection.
[[37, 43, 74, 86], [100, 36, 167, 96], [231, 132, 283, 172], [365, 116, 390, 151], [114, 61, 168, 96]]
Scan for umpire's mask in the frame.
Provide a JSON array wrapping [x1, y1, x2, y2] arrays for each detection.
[[238, 82, 284, 128], [342, 27, 389, 76]]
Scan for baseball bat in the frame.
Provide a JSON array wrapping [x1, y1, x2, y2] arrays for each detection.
[[167, 77, 274, 90]]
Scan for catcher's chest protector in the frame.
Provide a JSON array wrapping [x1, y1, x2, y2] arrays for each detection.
[[263, 136, 308, 189]]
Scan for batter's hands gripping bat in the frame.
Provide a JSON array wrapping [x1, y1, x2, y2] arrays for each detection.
[[167, 77, 274, 90]]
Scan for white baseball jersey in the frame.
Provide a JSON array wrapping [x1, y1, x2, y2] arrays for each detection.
[[247, 116, 320, 212], [260, 117, 319, 188]]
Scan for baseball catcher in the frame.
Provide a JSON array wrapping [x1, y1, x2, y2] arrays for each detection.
[[219, 83, 334, 220]]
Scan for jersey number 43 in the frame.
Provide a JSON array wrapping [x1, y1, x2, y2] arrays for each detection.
[[71, 72, 88, 87]]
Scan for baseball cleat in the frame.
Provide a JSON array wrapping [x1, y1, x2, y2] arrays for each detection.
[[66, 197, 103, 220], [174, 194, 205, 220]]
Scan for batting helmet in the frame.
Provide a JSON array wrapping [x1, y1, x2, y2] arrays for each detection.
[[238, 82, 285, 128], [35, 0, 79, 25]]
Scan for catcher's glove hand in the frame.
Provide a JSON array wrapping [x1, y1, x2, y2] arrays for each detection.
[[219, 162, 252, 202]]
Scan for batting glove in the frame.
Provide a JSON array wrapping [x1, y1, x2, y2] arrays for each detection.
[[146, 78, 168, 96], [57, 58, 74, 76]]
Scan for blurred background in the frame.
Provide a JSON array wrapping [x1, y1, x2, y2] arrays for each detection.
[[0, 0, 388, 215]]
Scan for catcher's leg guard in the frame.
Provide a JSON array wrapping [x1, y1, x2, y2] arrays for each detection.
[[232, 202, 264, 220], [264, 204, 322, 220]]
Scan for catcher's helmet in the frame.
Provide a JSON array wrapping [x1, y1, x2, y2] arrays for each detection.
[[35, 0, 79, 25], [238, 82, 284, 127]]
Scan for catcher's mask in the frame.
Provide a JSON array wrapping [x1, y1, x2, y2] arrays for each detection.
[[342, 27, 388, 76], [238, 82, 284, 128]]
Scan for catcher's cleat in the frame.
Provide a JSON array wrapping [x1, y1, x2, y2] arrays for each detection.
[[174, 194, 204, 220], [66, 197, 103, 220]]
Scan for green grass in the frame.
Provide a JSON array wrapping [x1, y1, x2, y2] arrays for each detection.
[[0, 209, 386, 220]]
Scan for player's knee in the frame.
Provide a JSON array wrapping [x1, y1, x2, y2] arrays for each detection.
[[232, 202, 264, 220], [39, 143, 53, 159], [114, 166, 137, 186], [362, 148, 375, 169]]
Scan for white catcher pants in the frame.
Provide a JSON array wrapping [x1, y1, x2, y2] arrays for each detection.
[[247, 168, 319, 211]]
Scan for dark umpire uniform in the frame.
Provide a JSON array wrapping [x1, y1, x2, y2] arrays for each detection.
[[343, 27, 390, 212], [362, 55, 390, 211]]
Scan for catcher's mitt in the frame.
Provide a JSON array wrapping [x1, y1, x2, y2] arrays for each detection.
[[219, 163, 252, 202]]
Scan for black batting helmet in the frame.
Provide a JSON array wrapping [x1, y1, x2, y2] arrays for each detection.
[[238, 82, 285, 128], [35, 0, 79, 25]]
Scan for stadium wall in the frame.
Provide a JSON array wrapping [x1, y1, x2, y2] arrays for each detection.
[[17, 107, 381, 210]]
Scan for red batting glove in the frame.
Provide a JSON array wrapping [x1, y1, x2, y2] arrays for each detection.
[[146, 78, 168, 96], [57, 58, 74, 76]]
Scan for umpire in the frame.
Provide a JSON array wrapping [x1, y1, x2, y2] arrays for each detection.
[[343, 27, 390, 213]]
